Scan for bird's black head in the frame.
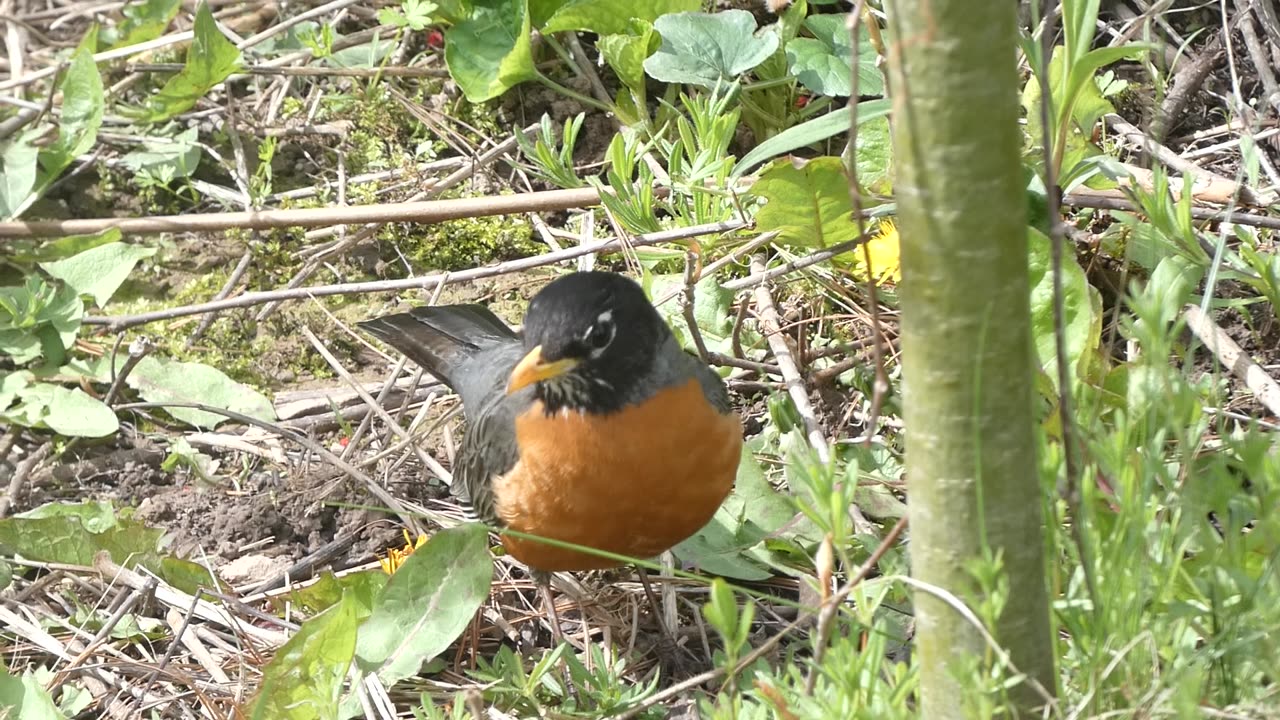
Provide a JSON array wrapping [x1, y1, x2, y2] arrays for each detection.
[[506, 271, 670, 414]]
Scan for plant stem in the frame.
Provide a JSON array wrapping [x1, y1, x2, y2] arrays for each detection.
[[533, 70, 613, 113]]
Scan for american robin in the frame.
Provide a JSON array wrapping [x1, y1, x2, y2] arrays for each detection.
[[358, 271, 743, 581]]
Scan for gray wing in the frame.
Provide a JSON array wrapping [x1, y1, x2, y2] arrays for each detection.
[[448, 343, 533, 526]]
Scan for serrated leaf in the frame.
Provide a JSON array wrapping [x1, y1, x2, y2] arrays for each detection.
[[542, 0, 697, 35], [753, 156, 859, 249], [785, 15, 881, 97], [127, 2, 241, 122], [0, 503, 164, 566], [121, 356, 275, 429], [103, 0, 182, 49], [644, 10, 778, 88], [674, 439, 794, 580], [40, 241, 156, 306], [354, 523, 492, 685], [444, 0, 536, 102], [250, 593, 359, 720], [0, 277, 84, 364], [732, 98, 889, 177]]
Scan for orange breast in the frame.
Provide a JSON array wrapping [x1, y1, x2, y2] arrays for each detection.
[[493, 378, 743, 571]]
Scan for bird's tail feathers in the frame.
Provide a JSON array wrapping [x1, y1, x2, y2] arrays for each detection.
[[357, 305, 516, 390]]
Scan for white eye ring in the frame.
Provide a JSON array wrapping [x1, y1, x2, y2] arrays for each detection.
[[584, 310, 615, 356]]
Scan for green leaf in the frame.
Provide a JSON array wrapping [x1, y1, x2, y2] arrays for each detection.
[[325, 36, 397, 68], [542, 0, 697, 35], [102, 0, 182, 49], [0, 501, 164, 566], [851, 114, 892, 194], [753, 156, 858, 249], [648, 273, 746, 359], [674, 439, 795, 580], [273, 570, 387, 617], [39, 30, 104, 179], [643, 10, 778, 88], [39, 242, 156, 306], [2, 228, 123, 266], [0, 668, 65, 720], [0, 131, 40, 219], [444, 0, 537, 102], [14, 383, 119, 437], [114, 355, 276, 429], [120, 128, 202, 180], [354, 523, 492, 685], [18, 499, 118, 531], [127, 1, 242, 122], [250, 593, 359, 720], [732, 98, 889, 177], [0, 371, 31, 411], [598, 22, 660, 94], [1026, 227, 1099, 387], [0, 276, 84, 364], [785, 15, 881, 97]]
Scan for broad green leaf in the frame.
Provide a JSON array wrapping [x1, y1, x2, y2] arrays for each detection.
[[732, 98, 890, 177], [14, 384, 118, 437], [674, 439, 795, 580], [116, 356, 275, 429], [753, 156, 858, 249], [0, 371, 32, 410], [3, 228, 123, 266], [40, 242, 156, 306], [0, 276, 83, 364], [851, 114, 892, 194], [0, 668, 65, 720], [444, 0, 536, 102], [0, 502, 164, 567], [120, 128, 201, 179], [102, 0, 182, 49], [644, 10, 778, 88], [250, 593, 359, 720], [273, 570, 387, 617], [354, 523, 492, 685], [1027, 227, 1099, 387], [542, 0, 697, 35], [597, 21, 660, 94], [128, 2, 242, 122], [39, 29, 104, 179], [0, 131, 39, 219], [785, 15, 881, 97], [17, 499, 117, 531], [648, 273, 750, 360]]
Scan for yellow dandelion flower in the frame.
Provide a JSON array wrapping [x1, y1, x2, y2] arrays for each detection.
[[379, 529, 430, 574], [853, 220, 902, 285]]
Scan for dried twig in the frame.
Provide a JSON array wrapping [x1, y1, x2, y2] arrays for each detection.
[[1183, 304, 1280, 417], [84, 220, 747, 331], [750, 255, 830, 463]]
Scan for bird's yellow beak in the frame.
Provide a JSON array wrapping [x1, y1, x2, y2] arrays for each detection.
[[506, 345, 579, 395]]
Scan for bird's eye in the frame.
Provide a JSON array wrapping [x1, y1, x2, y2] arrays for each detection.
[[584, 312, 616, 352]]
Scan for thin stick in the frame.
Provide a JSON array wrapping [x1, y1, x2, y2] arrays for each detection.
[[1183, 304, 1280, 416], [750, 254, 830, 463], [84, 220, 746, 331], [0, 186, 609, 238]]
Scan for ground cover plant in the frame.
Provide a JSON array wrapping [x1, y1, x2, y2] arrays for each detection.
[[1, 0, 1279, 717]]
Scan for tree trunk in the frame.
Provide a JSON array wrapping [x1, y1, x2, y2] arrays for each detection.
[[883, 0, 1057, 715]]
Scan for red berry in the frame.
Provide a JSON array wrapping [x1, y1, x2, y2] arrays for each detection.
[[795, 95, 810, 108], [426, 29, 444, 49]]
